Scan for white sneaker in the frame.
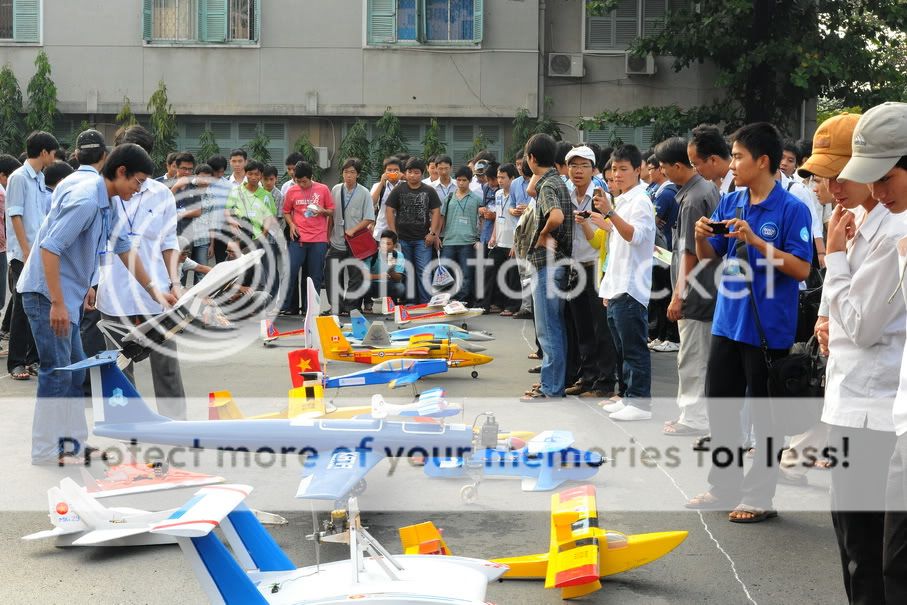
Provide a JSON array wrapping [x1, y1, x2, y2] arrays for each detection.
[[609, 405, 653, 421], [600, 399, 625, 413], [647, 339, 663, 350], [654, 341, 680, 352]]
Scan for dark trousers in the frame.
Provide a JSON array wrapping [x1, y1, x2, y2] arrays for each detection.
[[651, 266, 678, 342], [606, 294, 651, 403], [884, 433, 907, 602], [490, 247, 520, 311], [7, 258, 38, 371], [324, 245, 368, 313], [212, 230, 229, 264], [828, 426, 896, 605], [705, 335, 787, 508], [441, 244, 476, 304], [283, 241, 327, 314], [566, 264, 617, 392]]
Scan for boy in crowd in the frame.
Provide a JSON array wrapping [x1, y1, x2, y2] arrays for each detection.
[[226, 160, 279, 300], [228, 148, 247, 186], [689, 125, 735, 194], [369, 229, 406, 304], [0, 154, 22, 356], [439, 166, 482, 304], [371, 156, 403, 240]]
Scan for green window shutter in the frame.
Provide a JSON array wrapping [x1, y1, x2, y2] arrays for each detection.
[[142, 0, 152, 41], [13, 0, 40, 43], [200, 0, 227, 43], [472, 0, 483, 43], [253, 0, 261, 42], [367, 0, 396, 45]]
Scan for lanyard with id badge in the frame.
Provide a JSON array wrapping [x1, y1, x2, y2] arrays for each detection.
[[119, 195, 145, 249]]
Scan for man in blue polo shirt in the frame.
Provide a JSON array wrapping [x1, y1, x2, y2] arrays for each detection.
[[687, 122, 813, 522], [18, 132, 173, 465]]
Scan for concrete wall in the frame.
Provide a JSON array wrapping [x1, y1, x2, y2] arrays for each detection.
[[2, 0, 540, 118]]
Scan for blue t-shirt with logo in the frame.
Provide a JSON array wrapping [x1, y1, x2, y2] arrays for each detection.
[[708, 182, 813, 350]]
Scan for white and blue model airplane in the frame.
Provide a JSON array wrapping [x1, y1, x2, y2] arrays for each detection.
[[345, 311, 494, 344], [322, 358, 449, 391], [69, 352, 603, 503]]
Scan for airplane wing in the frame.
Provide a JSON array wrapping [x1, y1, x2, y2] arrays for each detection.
[[295, 449, 387, 501], [388, 372, 420, 388], [527, 430, 575, 454], [361, 322, 393, 348], [149, 484, 253, 538], [71, 527, 160, 546], [401, 347, 431, 356], [544, 486, 601, 596]]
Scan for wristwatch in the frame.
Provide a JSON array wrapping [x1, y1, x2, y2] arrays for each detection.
[[604, 210, 614, 220]]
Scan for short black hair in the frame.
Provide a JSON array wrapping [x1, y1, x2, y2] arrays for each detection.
[[611, 144, 643, 170], [165, 152, 178, 166], [781, 139, 801, 168], [397, 154, 412, 166], [435, 155, 452, 166], [455, 165, 473, 180], [25, 131, 59, 158], [484, 160, 500, 180], [195, 163, 213, 175], [67, 153, 80, 169], [173, 151, 195, 166], [244, 159, 264, 174], [519, 157, 533, 178], [285, 151, 304, 166], [293, 161, 313, 179], [341, 157, 362, 173], [76, 144, 106, 167], [0, 154, 22, 177], [18, 152, 26, 163], [114, 125, 155, 154], [646, 154, 659, 168], [101, 143, 155, 180], [654, 137, 691, 167], [498, 163, 519, 179], [379, 229, 398, 245], [262, 164, 278, 178], [230, 148, 248, 160], [731, 122, 783, 174], [207, 154, 227, 172], [472, 150, 496, 164], [44, 161, 74, 189], [427, 156, 437, 165], [690, 124, 730, 161], [587, 143, 605, 171], [405, 157, 426, 174], [383, 156, 402, 169], [54, 148, 68, 161], [525, 133, 557, 168], [796, 138, 812, 165], [554, 141, 573, 167]]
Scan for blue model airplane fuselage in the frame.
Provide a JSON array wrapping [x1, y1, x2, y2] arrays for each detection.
[[347, 312, 493, 343], [324, 358, 448, 390]]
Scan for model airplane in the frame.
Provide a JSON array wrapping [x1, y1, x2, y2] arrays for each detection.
[[346, 310, 494, 344], [260, 276, 323, 347], [80, 462, 224, 498], [400, 485, 689, 600], [22, 479, 284, 547], [152, 488, 506, 604], [317, 315, 492, 378], [70, 352, 590, 502], [382, 296, 485, 329]]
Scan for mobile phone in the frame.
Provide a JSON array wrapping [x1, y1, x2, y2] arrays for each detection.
[[576, 211, 592, 219], [593, 187, 606, 198], [708, 221, 729, 235]]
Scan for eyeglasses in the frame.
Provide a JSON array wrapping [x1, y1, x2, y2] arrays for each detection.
[[133, 176, 146, 188]]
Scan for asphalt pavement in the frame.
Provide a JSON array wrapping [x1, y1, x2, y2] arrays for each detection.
[[0, 311, 846, 604]]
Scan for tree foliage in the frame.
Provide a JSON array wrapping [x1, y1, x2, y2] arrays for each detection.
[[246, 126, 271, 164], [146, 80, 177, 171], [338, 120, 372, 185], [292, 131, 323, 182], [508, 102, 564, 160], [421, 119, 447, 160], [0, 64, 24, 154], [25, 51, 58, 134], [467, 130, 491, 162], [116, 96, 139, 129], [197, 127, 221, 164], [371, 107, 408, 169]]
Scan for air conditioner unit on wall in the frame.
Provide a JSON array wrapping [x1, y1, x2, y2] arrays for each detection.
[[625, 52, 656, 76], [314, 147, 330, 170], [548, 53, 584, 78]]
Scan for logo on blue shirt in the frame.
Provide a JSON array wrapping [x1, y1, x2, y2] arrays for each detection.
[[800, 227, 809, 242], [760, 222, 779, 240]]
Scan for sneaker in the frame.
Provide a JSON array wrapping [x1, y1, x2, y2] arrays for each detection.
[[600, 399, 625, 413], [653, 341, 680, 352], [512, 309, 532, 319], [647, 339, 663, 350], [609, 405, 653, 421], [528, 365, 541, 374]]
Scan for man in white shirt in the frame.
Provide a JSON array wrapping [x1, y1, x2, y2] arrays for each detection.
[[228, 148, 247, 187], [596, 144, 657, 421], [688, 125, 735, 194], [779, 170, 827, 268], [837, 101, 907, 604], [563, 146, 618, 399], [433, 155, 456, 202], [97, 126, 186, 419], [371, 156, 402, 240]]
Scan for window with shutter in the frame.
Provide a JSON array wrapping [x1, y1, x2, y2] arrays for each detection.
[[152, 0, 196, 42], [367, 0, 481, 46], [1, 0, 14, 38], [238, 123, 258, 141], [10, 0, 40, 43], [185, 122, 206, 139], [199, 0, 226, 42], [585, 0, 650, 51], [642, 0, 667, 38], [211, 122, 232, 140]]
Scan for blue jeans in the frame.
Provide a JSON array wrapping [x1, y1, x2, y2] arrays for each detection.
[[22, 292, 89, 463], [531, 265, 568, 397], [283, 241, 327, 313], [606, 293, 652, 405], [440, 244, 475, 303], [400, 239, 434, 303]]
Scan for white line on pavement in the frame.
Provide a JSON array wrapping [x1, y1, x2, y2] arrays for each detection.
[[582, 400, 759, 605]]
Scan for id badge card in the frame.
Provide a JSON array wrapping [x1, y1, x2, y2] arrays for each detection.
[[457, 216, 469, 226], [129, 231, 142, 249], [723, 258, 741, 276]]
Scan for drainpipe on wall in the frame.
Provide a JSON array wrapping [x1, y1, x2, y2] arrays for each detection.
[[538, 0, 546, 120]]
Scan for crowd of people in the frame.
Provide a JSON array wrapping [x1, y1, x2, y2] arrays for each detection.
[[2, 101, 907, 603]]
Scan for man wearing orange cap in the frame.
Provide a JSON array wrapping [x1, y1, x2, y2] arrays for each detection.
[[811, 106, 907, 604]]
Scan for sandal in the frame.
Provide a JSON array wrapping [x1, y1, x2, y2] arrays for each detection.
[[685, 492, 735, 511], [728, 505, 778, 524], [27, 362, 39, 376], [664, 423, 709, 437], [499, 310, 514, 317], [527, 352, 541, 360], [520, 390, 550, 402], [11, 366, 30, 380]]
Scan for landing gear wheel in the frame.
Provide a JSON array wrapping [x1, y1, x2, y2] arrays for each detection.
[[460, 483, 478, 504], [461, 322, 469, 330], [471, 370, 479, 379]]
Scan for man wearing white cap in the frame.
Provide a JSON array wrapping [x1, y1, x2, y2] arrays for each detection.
[[838, 101, 907, 603]]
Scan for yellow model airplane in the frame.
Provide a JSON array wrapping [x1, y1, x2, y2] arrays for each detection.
[[399, 484, 688, 600], [316, 315, 493, 377]]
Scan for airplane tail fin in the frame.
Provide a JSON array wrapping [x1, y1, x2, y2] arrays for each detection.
[[47, 482, 90, 534], [208, 391, 245, 420], [395, 303, 409, 325], [381, 296, 396, 315], [59, 351, 167, 426], [350, 310, 370, 341], [452, 338, 486, 353], [361, 322, 392, 348], [303, 277, 321, 349], [398, 521, 452, 556], [260, 318, 279, 341], [315, 315, 351, 357], [151, 484, 289, 604]]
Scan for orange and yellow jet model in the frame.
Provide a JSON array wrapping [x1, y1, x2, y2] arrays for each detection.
[[399, 484, 688, 600], [315, 315, 493, 378]]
